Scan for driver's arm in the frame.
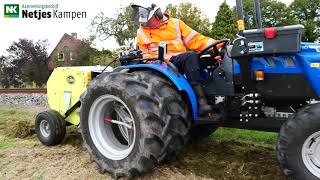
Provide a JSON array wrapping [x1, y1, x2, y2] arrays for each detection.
[[179, 19, 222, 51], [136, 29, 157, 59]]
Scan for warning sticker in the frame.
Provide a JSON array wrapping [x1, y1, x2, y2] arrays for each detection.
[[248, 42, 264, 52], [311, 63, 320, 68], [237, 19, 245, 31]]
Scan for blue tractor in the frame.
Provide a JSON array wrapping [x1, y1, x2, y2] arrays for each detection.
[[35, 0, 320, 179]]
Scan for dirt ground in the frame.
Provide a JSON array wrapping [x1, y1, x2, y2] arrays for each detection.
[[0, 106, 286, 180]]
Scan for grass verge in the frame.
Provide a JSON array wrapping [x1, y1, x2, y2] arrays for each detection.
[[212, 127, 278, 148]]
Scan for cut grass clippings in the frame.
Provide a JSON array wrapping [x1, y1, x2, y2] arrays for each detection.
[[5, 120, 34, 138], [174, 139, 285, 180], [0, 105, 280, 145], [0, 105, 279, 146], [0, 106, 35, 138]]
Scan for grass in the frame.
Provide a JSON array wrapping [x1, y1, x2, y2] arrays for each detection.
[[212, 127, 278, 148], [0, 106, 35, 125], [0, 137, 17, 149], [30, 176, 45, 180], [0, 105, 278, 147], [0, 106, 35, 138]]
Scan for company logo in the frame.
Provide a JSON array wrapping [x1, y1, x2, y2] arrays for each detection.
[[66, 75, 75, 84], [4, 4, 19, 18], [3, 3, 86, 20]]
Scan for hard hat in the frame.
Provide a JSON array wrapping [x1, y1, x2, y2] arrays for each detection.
[[131, 4, 163, 24]]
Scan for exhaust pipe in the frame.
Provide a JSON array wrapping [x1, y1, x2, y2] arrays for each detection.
[[254, 0, 262, 29], [236, 0, 245, 35], [236, 0, 263, 31]]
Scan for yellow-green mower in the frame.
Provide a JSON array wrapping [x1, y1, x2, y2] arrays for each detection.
[[35, 66, 113, 145]]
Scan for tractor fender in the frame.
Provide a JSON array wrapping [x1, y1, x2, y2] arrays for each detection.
[[117, 64, 198, 120]]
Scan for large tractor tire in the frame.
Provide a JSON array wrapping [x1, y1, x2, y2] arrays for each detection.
[[277, 103, 320, 180], [80, 71, 191, 178], [188, 125, 217, 143]]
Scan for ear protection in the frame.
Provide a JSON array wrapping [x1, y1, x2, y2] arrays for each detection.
[[154, 8, 164, 20], [150, 3, 163, 20]]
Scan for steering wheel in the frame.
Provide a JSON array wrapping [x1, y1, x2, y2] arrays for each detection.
[[198, 39, 230, 57]]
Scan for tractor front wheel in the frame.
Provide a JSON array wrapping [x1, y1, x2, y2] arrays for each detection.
[[277, 103, 320, 180], [80, 71, 191, 178]]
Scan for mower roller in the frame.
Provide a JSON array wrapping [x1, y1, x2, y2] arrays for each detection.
[[35, 0, 320, 179]]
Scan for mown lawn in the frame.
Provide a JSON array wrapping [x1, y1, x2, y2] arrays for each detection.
[[0, 137, 17, 149], [213, 128, 278, 148], [0, 105, 284, 179]]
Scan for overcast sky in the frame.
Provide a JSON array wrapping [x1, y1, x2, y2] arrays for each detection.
[[0, 0, 294, 55]]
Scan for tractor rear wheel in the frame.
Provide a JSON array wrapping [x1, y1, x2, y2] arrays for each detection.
[[277, 103, 320, 180], [80, 71, 191, 178]]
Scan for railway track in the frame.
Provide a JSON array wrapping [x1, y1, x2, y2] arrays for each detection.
[[0, 88, 47, 94]]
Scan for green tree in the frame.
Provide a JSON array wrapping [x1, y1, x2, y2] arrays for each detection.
[[91, 5, 139, 46], [0, 57, 23, 88], [289, 0, 320, 42], [0, 56, 4, 78], [89, 49, 115, 66], [5, 39, 50, 87], [166, 3, 212, 36], [75, 38, 116, 66], [0, 56, 23, 88], [74, 38, 95, 66], [91, 3, 214, 46], [242, 0, 295, 29], [211, 1, 238, 40]]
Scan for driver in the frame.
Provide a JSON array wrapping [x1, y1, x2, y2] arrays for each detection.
[[132, 4, 222, 115]]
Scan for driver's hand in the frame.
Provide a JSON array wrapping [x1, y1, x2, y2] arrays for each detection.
[[207, 41, 225, 53], [215, 56, 222, 61], [216, 42, 225, 49], [206, 47, 214, 53]]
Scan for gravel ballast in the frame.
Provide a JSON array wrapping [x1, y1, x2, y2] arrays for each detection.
[[0, 93, 48, 107]]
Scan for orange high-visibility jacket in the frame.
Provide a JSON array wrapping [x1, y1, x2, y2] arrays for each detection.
[[136, 17, 217, 60]]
